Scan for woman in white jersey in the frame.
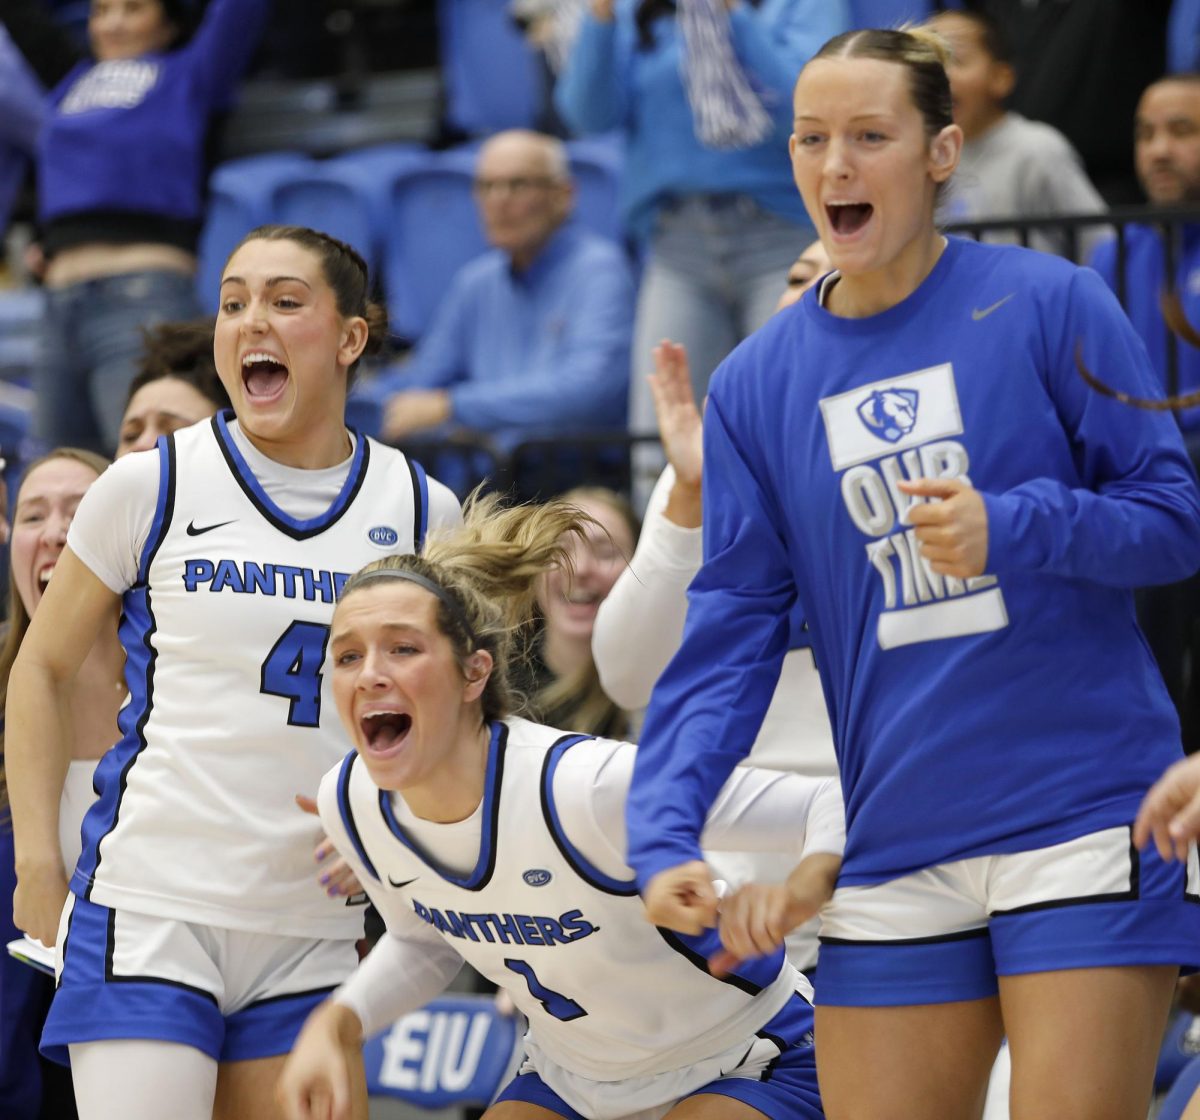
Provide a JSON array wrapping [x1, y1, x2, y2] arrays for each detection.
[[276, 495, 843, 1120], [5, 225, 459, 1120]]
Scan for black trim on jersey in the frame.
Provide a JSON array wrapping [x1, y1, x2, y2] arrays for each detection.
[[989, 831, 1140, 916], [755, 1028, 787, 1082], [376, 722, 509, 892], [104, 905, 217, 1005], [85, 434, 177, 898], [407, 457, 426, 551], [211, 414, 372, 541], [242, 983, 340, 1010], [819, 927, 989, 947], [655, 927, 763, 997], [539, 734, 640, 897]]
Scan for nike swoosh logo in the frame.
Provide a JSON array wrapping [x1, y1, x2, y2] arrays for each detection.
[[186, 519, 236, 536], [388, 876, 418, 889], [972, 293, 1016, 321]]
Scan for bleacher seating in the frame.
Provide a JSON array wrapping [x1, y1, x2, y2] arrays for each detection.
[[437, 0, 543, 135]]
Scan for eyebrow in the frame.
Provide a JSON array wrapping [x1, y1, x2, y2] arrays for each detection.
[[330, 620, 427, 643], [219, 275, 313, 289], [794, 112, 893, 123]]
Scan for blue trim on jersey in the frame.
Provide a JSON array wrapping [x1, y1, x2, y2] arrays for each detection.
[[75, 436, 176, 894], [212, 410, 370, 540], [408, 458, 429, 550], [336, 752, 381, 882], [377, 721, 507, 891], [539, 735, 639, 896]]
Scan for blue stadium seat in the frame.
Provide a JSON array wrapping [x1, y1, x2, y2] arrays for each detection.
[[383, 146, 487, 341], [437, 0, 543, 135], [196, 152, 312, 311], [848, 0, 935, 26], [271, 170, 380, 276], [566, 134, 625, 244], [363, 994, 522, 1109]]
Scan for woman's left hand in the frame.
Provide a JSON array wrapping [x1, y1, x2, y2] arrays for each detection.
[[896, 477, 989, 579], [709, 852, 841, 976], [296, 795, 364, 898]]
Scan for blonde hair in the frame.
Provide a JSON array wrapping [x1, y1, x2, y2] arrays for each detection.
[[338, 493, 596, 723], [0, 448, 110, 820], [531, 486, 639, 739], [808, 26, 953, 137]]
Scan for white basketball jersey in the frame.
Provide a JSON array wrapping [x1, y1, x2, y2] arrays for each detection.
[[331, 718, 802, 1081], [74, 415, 437, 938]]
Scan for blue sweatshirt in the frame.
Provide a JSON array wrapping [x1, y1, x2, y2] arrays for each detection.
[[30, 0, 269, 251], [1090, 224, 1200, 433], [627, 236, 1200, 889], [554, 0, 847, 242], [360, 223, 635, 446]]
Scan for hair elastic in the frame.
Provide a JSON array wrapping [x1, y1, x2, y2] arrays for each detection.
[[352, 568, 478, 650]]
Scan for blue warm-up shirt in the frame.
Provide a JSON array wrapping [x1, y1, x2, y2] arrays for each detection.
[[627, 236, 1200, 888]]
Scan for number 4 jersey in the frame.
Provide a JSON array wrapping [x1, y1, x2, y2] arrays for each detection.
[[66, 414, 460, 938]]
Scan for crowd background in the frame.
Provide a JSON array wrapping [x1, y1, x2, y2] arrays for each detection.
[[2, 1, 1200, 1118]]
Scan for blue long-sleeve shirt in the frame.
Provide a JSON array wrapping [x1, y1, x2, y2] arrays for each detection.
[[0, 24, 42, 235], [1089, 224, 1200, 433], [554, 0, 847, 241], [4, 0, 269, 251], [360, 223, 634, 446], [626, 236, 1200, 891]]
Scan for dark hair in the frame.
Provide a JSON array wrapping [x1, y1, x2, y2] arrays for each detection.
[[809, 27, 954, 139], [936, 9, 1013, 66], [225, 225, 390, 381], [127, 318, 229, 412]]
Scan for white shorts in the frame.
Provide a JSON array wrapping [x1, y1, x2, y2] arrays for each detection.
[[817, 825, 1200, 1006], [42, 892, 358, 1063]]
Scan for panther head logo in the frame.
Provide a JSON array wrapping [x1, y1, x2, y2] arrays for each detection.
[[857, 388, 919, 443]]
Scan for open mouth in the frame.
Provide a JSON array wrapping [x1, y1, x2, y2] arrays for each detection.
[[241, 351, 289, 401], [38, 563, 55, 589], [826, 202, 874, 237], [360, 711, 413, 753]]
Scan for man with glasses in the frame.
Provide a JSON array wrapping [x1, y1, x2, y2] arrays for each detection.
[[368, 129, 634, 449]]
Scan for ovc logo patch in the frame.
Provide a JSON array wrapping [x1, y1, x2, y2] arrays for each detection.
[[522, 869, 552, 887], [368, 525, 399, 548], [857, 388, 919, 443]]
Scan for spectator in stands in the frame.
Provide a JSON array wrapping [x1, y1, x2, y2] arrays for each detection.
[[1, 0, 269, 456], [364, 130, 634, 450], [554, 0, 849, 451], [954, 0, 1168, 204], [1091, 74, 1200, 446], [116, 318, 227, 456], [1090, 72, 1200, 753], [930, 9, 1107, 260], [527, 485, 638, 739]]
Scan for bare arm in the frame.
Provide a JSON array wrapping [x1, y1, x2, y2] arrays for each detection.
[[7, 547, 121, 945]]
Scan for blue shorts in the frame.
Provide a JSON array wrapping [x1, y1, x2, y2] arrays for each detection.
[[495, 990, 822, 1119], [42, 893, 357, 1065], [817, 825, 1200, 1006]]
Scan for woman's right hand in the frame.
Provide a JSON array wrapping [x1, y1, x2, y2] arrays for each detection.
[[277, 1000, 365, 1120], [589, 0, 615, 21], [13, 857, 69, 947]]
